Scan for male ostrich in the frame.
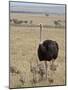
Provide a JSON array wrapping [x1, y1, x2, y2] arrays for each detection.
[[37, 40, 59, 79]]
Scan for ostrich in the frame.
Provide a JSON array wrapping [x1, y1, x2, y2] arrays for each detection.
[[37, 40, 59, 80], [37, 24, 59, 80]]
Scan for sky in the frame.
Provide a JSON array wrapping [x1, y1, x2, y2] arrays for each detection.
[[10, 1, 65, 15]]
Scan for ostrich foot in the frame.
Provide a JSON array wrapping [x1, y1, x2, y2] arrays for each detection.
[[50, 64, 57, 71], [48, 78, 54, 84]]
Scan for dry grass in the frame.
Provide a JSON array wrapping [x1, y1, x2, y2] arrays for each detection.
[[9, 13, 65, 88]]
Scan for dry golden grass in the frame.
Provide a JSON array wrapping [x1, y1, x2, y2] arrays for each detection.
[[10, 13, 65, 88]]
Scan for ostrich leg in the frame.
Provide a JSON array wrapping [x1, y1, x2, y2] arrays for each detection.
[[45, 61, 47, 80], [50, 59, 56, 71]]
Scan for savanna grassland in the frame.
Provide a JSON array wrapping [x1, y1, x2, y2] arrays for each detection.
[[9, 13, 65, 88]]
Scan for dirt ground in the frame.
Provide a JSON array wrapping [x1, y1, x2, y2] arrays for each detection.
[[9, 13, 66, 88]]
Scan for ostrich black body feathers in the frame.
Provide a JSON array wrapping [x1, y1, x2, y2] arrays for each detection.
[[38, 40, 59, 61]]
